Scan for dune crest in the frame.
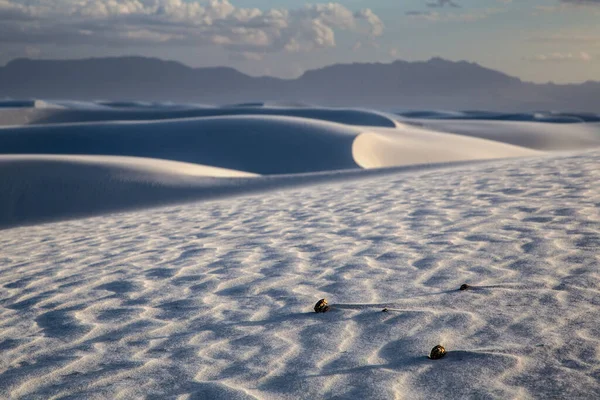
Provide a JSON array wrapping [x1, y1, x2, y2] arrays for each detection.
[[0, 103, 400, 128], [0, 154, 257, 178], [352, 126, 539, 169], [2, 103, 600, 228], [0, 155, 259, 228], [413, 120, 600, 151], [0, 115, 361, 174]]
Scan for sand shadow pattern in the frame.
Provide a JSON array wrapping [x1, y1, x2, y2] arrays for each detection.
[[0, 151, 599, 398]]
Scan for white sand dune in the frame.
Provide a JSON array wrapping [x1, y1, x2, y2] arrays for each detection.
[[352, 126, 539, 169], [410, 119, 600, 151], [0, 154, 257, 228], [0, 112, 559, 228], [0, 153, 518, 229], [0, 115, 361, 174], [0, 154, 257, 178], [0, 104, 400, 128], [1, 115, 548, 177], [1, 150, 599, 399]]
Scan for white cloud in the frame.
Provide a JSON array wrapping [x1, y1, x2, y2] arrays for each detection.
[[405, 8, 501, 22], [528, 32, 600, 44], [426, 0, 460, 8], [524, 51, 593, 62], [0, 0, 385, 58], [229, 51, 265, 61], [354, 9, 384, 36], [405, 10, 440, 21], [121, 28, 183, 43]]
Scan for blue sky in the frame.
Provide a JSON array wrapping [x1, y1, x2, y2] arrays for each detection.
[[0, 0, 598, 83]]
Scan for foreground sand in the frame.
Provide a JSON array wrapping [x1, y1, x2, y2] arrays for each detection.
[[1, 150, 599, 399]]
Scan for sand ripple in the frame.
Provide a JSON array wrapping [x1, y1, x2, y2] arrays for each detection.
[[0, 151, 599, 398]]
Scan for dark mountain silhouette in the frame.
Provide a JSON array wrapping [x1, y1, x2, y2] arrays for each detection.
[[0, 56, 598, 112]]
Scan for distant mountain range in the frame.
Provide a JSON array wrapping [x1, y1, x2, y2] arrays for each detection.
[[1, 56, 598, 112]]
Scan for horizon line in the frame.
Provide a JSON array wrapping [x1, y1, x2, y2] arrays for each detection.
[[3, 55, 598, 86]]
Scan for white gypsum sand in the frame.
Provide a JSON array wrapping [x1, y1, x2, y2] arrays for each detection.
[[409, 119, 600, 151], [0, 113, 554, 227], [0, 150, 599, 399], [351, 126, 539, 169], [0, 104, 401, 128], [0, 102, 600, 399]]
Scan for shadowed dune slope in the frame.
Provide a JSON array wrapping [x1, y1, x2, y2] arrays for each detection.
[[0, 105, 399, 128], [0, 115, 361, 174], [0, 155, 256, 228], [0, 155, 257, 178], [0, 154, 504, 229]]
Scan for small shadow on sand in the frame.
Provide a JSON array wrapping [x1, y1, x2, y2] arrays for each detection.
[[303, 350, 504, 378], [458, 284, 533, 292]]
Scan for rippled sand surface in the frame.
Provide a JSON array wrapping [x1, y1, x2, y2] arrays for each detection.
[[1, 151, 599, 399]]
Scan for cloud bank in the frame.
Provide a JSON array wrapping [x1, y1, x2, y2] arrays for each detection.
[[0, 0, 384, 58]]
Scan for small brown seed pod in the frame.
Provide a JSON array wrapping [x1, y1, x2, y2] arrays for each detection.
[[459, 284, 471, 291], [314, 299, 330, 313], [429, 345, 447, 360]]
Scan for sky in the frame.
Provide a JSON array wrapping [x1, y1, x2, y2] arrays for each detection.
[[0, 0, 599, 83]]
